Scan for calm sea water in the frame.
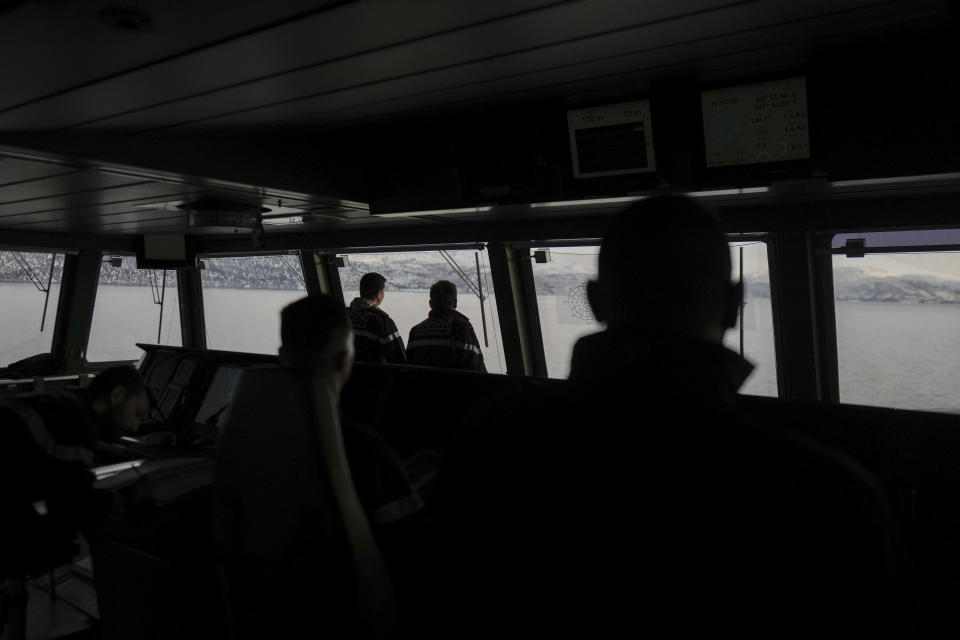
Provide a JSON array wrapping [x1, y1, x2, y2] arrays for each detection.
[[3, 283, 959, 413]]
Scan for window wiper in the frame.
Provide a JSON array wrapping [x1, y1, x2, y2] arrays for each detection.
[[439, 249, 489, 347], [149, 269, 167, 343], [278, 254, 306, 288], [12, 253, 58, 331]]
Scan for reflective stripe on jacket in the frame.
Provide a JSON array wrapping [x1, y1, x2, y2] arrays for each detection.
[[407, 308, 486, 373], [349, 297, 407, 364]]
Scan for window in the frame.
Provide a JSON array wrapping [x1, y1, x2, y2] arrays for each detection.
[[529, 246, 601, 379], [726, 241, 777, 397], [87, 256, 181, 362], [339, 249, 506, 374], [529, 241, 778, 396], [201, 254, 306, 354], [832, 232, 960, 412], [0, 250, 64, 367]]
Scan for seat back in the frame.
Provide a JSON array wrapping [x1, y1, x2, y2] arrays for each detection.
[[213, 366, 394, 639]]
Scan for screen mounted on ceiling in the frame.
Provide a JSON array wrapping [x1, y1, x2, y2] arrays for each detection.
[[136, 234, 194, 269], [567, 100, 656, 178], [701, 77, 810, 168]]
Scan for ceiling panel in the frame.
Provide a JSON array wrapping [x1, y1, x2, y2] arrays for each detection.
[[11, 209, 185, 229], [5, 0, 925, 134], [0, 156, 82, 186], [69, 0, 750, 133], [0, 0, 954, 238], [170, 0, 925, 133], [79, 219, 190, 233], [0, 194, 206, 227], [0, 173, 151, 206], [0, 141, 371, 235], [0, 0, 344, 112], [0, 0, 564, 130], [193, 41, 804, 134], [0, 181, 197, 219]]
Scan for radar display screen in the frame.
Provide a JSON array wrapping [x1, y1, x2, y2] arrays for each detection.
[[567, 100, 656, 178], [701, 77, 809, 168]]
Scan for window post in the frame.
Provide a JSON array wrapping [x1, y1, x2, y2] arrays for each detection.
[[53, 250, 102, 373], [300, 251, 344, 301], [767, 232, 837, 401], [487, 243, 548, 377], [178, 264, 207, 350]]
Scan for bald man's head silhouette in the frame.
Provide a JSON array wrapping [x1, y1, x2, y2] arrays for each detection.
[[587, 195, 742, 344]]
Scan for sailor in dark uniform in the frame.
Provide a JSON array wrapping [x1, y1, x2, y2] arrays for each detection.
[[0, 367, 149, 580], [348, 272, 407, 364], [406, 280, 485, 372]]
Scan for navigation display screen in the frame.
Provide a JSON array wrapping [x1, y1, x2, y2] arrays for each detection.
[[701, 77, 810, 168], [567, 100, 656, 178]]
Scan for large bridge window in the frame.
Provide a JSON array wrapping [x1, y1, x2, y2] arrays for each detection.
[[339, 249, 506, 374], [87, 256, 181, 362], [529, 245, 601, 379], [529, 241, 777, 396], [0, 250, 64, 368], [727, 241, 777, 397], [832, 231, 960, 412], [201, 254, 306, 354]]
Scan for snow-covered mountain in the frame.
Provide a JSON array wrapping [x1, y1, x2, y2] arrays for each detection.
[[834, 267, 960, 303], [6, 251, 959, 303]]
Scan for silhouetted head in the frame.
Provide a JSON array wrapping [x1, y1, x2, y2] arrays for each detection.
[[280, 294, 354, 390], [587, 195, 741, 343], [359, 272, 387, 305], [88, 366, 149, 440], [429, 280, 458, 311]]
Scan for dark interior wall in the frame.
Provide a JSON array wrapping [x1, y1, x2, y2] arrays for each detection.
[[3, 20, 954, 219], [0, 132, 349, 201], [304, 19, 960, 213], [808, 24, 960, 181]]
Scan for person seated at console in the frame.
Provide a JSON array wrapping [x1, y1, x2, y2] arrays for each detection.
[[213, 294, 424, 638], [279, 294, 424, 528], [407, 280, 485, 372], [434, 195, 899, 639], [0, 367, 149, 579]]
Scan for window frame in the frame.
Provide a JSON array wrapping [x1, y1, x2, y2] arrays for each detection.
[[0, 247, 70, 369], [85, 251, 183, 364], [822, 229, 960, 412], [197, 251, 308, 355], [522, 240, 601, 378], [332, 244, 508, 374]]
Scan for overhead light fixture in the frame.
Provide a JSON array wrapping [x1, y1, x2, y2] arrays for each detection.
[[830, 172, 960, 188], [261, 216, 304, 226], [529, 197, 642, 208], [375, 206, 493, 218]]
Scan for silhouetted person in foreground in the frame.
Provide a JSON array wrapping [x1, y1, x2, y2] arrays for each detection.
[[435, 195, 898, 639], [279, 294, 423, 529], [407, 280, 486, 372], [349, 272, 407, 364], [0, 366, 149, 578], [213, 295, 422, 639]]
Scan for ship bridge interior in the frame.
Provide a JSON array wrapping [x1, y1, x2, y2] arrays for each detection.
[[0, 0, 957, 239], [2, 1, 960, 639]]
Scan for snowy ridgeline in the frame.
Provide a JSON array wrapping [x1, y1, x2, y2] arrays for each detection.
[[5, 251, 960, 302], [833, 267, 960, 304], [0, 252, 64, 285]]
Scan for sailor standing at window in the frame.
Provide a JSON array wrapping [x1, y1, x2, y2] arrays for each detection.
[[407, 280, 485, 372], [348, 272, 407, 364]]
